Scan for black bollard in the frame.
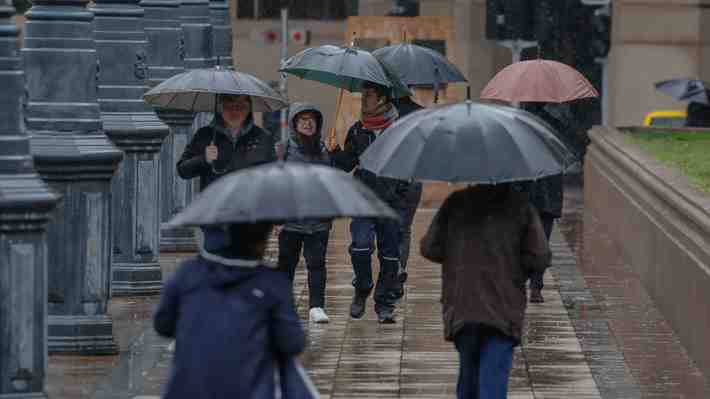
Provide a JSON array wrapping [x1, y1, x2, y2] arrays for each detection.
[[22, 0, 123, 355], [0, 1, 59, 396], [92, 0, 170, 296]]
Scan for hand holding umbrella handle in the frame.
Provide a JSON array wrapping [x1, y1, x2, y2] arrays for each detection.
[[326, 127, 339, 151], [205, 143, 219, 164]]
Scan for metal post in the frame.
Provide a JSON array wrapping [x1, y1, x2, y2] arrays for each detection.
[[92, 0, 170, 296], [496, 39, 538, 107], [280, 6, 289, 146], [22, 0, 123, 354], [0, 1, 59, 396]]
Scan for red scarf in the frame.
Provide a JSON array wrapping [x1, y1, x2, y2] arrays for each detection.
[[361, 103, 398, 131]]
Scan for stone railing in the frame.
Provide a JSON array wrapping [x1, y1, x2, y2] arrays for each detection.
[[584, 125, 710, 377]]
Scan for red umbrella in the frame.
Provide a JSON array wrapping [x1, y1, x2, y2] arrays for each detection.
[[480, 59, 599, 103]]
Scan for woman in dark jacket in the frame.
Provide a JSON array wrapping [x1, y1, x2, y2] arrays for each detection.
[[177, 94, 276, 251], [420, 184, 550, 399], [154, 222, 307, 398], [278, 102, 333, 324]]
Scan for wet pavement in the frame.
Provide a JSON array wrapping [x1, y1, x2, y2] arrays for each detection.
[[45, 182, 709, 398]]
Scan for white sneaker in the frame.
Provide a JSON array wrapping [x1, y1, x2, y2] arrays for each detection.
[[309, 307, 330, 324]]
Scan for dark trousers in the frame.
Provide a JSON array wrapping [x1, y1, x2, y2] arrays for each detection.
[[398, 182, 423, 275], [278, 229, 330, 309], [528, 214, 555, 290], [454, 325, 515, 399], [349, 217, 400, 313]]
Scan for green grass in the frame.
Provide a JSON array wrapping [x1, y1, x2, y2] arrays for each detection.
[[626, 131, 710, 193]]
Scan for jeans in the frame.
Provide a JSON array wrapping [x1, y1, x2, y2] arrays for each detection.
[[398, 182, 423, 276], [528, 214, 554, 290], [278, 229, 330, 309], [349, 217, 400, 313], [201, 226, 227, 252], [454, 325, 515, 399]]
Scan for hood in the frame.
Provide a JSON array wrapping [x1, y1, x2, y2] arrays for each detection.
[[288, 102, 324, 142], [200, 247, 264, 288]]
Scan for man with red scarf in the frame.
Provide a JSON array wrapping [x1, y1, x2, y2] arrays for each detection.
[[331, 81, 403, 324]]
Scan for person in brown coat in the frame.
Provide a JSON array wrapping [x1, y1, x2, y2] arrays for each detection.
[[420, 183, 550, 399]]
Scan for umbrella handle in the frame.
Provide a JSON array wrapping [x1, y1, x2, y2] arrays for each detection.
[[328, 89, 345, 150]]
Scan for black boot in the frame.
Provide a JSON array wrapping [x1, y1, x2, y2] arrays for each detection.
[[350, 290, 369, 319]]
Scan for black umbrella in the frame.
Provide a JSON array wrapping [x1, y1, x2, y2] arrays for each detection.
[[359, 101, 576, 184], [166, 162, 398, 227], [655, 78, 710, 104], [372, 43, 467, 101]]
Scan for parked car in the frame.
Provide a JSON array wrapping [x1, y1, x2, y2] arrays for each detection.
[[643, 110, 687, 127]]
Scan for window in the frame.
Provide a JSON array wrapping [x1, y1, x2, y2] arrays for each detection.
[[237, 0, 358, 20]]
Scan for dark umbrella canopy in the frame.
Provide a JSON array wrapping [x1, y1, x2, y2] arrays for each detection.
[[279, 45, 412, 98], [166, 162, 398, 227], [143, 67, 289, 112], [655, 78, 710, 104], [359, 101, 575, 184], [372, 43, 467, 86]]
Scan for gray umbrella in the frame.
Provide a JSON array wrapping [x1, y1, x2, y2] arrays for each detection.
[[372, 43, 467, 88], [359, 101, 576, 184], [143, 66, 288, 112], [655, 78, 710, 104], [166, 162, 398, 227]]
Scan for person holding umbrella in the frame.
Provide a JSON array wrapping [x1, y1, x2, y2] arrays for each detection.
[[154, 161, 397, 398], [331, 81, 404, 324], [373, 42, 468, 302], [278, 102, 334, 324], [144, 68, 287, 252], [357, 101, 571, 399], [480, 58, 596, 303], [176, 94, 276, 251]]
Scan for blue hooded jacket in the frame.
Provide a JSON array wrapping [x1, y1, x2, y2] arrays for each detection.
[[154, 248, 306, 398]]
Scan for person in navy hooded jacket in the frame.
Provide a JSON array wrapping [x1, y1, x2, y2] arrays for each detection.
[[154, 222, 306, 398]]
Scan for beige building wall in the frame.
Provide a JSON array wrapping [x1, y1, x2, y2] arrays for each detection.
[[360, 0, 510, 100], [608, 1, 710, 126]]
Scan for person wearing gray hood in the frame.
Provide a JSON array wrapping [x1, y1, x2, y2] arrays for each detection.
[[277, 102, 333, 324]]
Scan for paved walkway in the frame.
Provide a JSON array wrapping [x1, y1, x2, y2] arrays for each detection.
[[45, 183, 709, 398]]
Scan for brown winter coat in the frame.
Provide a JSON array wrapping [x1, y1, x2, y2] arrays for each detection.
[[420, 185, 550, 344]]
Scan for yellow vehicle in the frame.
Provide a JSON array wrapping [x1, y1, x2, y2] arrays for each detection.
[[643, 110, 687, 127]]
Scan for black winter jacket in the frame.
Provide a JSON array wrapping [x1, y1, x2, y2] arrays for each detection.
[[331, 121, 409, 209], [177, 114, 276, 191]]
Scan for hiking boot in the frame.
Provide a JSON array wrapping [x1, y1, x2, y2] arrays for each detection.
[[377, 309, 396, 324], [350, 291, 368, 319], [529, 288, 544, 303], [309, 307, 330, 324]]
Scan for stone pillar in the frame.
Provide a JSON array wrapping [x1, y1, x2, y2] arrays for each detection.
[[0, 2, 58, 397], [141, 1, 198, 252], [22, 0, 123, 355], [181, 0, 215, 69], [92, 0, 170, 296], [209, 0, 233, 68], [155, 0, 215, 252], [142, 0, 184, 88]]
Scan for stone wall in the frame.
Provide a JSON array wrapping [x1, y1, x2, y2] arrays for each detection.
[[584, 125, 710, 377]]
